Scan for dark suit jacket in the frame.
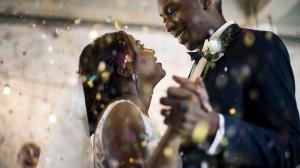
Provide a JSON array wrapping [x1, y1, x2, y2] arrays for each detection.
[[181, 27, 300, 167]]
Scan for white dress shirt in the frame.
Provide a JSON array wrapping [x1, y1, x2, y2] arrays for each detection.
[[203, 21, 235, 155]]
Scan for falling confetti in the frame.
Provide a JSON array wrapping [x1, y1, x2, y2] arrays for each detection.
[[74, 18, 81, 25], [101, 71, 111, 83], [116, 0, 127, 7], [229, 108, 237, 115], [142, 26, 149, 33], [96, 93, 102, 101], [89, 30, 98, 40], [49, 114, 57, 124], [266, 31, 273, 41], [48, 46, 53, 52], [129, 157, 134, 164], [224, 66, 228, 72], [87, 80, 94, 88], [3, 85, 11, 95], [249, 89, 259, 100], [163, 147, 173, 157], [106, 16, 112, 23], [244, 32, 255, 48], [114, 20, 122, 30], [140, 140, 147, 147], [98, 61, 106, 72], [191, 121, 209, 144]]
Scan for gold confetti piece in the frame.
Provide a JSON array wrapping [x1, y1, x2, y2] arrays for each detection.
[[43, 137, 51, 145], [191, 121, 209, 144], [101, 71, 111, 83], [116, 0, 127, 7], [244, 32, 255, 48], [89, 30, 98, 40], [220, 137, 229, 146], [266, 32, 273, 41], [96, 93, 102, 101], [163, 147, 173, 157], [142, 26, 149, 33], [229, 108, 237, 115], [141, 140, 147, 147], [129, 157, 134, 163], [98, 61, 106, 72], [249, 89, 259, 100], [48, 46, 53, 52], [114, 20, 122, 30], [87, 80, 94, 88], [74, 18, 81, 25]]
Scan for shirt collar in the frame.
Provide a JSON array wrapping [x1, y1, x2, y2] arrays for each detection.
[[187, 21, 236, 62], [209, 21, 235, 41]]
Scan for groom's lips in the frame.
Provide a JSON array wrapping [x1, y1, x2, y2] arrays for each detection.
[[174, 29, 186, 44]]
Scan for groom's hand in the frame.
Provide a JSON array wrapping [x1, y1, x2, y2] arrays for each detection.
[[160, 76, 219, 141]]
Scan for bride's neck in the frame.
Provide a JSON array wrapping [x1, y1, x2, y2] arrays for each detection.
[[120, 94, 148, 116]]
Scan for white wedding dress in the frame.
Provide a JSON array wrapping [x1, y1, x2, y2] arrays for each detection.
[[37, 79, 163, 168], [92, 100, 161, 168]]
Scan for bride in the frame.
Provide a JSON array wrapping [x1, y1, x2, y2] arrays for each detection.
[[38, 31, 182, 168]]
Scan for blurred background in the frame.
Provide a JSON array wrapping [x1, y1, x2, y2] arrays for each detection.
[[0, 0, 299, 167]]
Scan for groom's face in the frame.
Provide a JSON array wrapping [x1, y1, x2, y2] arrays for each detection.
[[158, 0, 211, 50]]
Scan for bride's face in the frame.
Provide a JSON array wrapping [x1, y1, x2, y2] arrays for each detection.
[[127, 35, 166, 85]]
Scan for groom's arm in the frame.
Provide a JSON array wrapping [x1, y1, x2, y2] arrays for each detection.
[[216, 33, 300, 167]]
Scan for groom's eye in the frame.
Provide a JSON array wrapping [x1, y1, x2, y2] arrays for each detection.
[[167, 7, 177, 17]]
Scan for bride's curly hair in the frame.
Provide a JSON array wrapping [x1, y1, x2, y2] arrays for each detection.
[[79, 31, 137, 135]]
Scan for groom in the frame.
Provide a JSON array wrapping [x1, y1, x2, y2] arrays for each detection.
[[157, 0, 300, 167]]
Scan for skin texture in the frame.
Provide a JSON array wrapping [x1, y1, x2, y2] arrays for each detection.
[[157, 0, 225, 51], [157, 0, 226, 146], [99, 33, 181, 168]]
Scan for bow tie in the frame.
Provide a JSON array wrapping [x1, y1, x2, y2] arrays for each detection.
[[187, 24, 240, 63], [187, 51, 202, 62]]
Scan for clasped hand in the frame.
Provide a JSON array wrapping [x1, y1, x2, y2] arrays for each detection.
[[160, 76, 219, 144]]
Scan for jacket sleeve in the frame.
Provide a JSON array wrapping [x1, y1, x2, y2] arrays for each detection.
[[221, 33, 300, 167]]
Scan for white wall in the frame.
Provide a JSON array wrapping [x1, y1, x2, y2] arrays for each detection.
[[0, 22, 191, 167], [0, 21, 299, 167]]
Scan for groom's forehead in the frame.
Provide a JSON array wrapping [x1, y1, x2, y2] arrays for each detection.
[[158, 0, 180, 12]]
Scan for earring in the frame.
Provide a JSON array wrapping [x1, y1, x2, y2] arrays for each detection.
[[132, 73, 138, 81]]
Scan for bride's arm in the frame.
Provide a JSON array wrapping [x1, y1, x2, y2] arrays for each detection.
[[102, 102, 182, 168], [102, 102, 147, 167], [146, 128, 182, 168]]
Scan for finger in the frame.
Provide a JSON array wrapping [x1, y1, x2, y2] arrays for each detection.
[[202, 101, 213, 113], [167, 87, 193, 99], [160, 97, 179, 107], [174, 76, 209, 101], [173, 75, 190, 85]]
